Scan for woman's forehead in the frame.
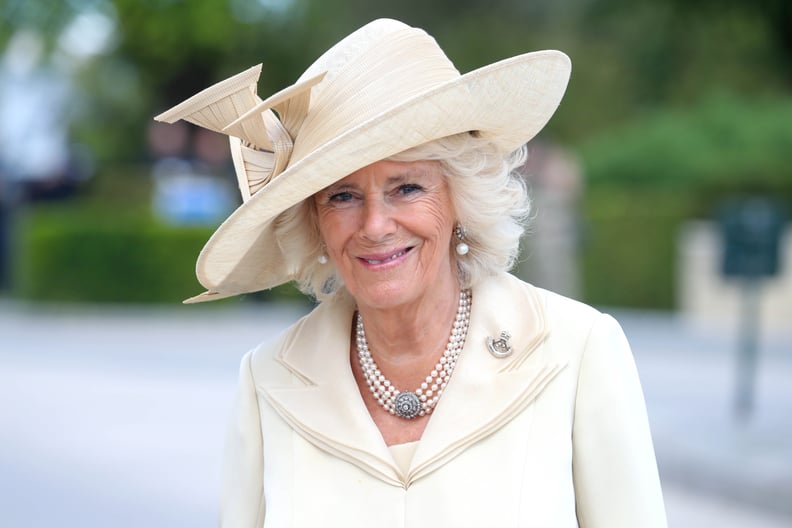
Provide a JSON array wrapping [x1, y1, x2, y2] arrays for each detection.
[[332, 159, 443, 187]]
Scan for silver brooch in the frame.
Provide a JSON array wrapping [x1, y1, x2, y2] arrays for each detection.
[[487, 331, 512, 358]]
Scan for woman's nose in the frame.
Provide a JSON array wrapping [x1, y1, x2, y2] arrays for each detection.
[[360, 199, 395, 241]]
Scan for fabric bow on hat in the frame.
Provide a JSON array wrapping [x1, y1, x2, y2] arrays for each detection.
[[154, 65, 326, 202]]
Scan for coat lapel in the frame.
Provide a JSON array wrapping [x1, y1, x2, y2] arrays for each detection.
[[407, 273, 566, 483], [258, 292, 402, 486], [256, 274, 566, 488]]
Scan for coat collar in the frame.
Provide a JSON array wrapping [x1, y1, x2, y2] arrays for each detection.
[[258, 273, 566, 487]]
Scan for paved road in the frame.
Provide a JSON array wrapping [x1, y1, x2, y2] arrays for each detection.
[[1, 300, 790, 527]]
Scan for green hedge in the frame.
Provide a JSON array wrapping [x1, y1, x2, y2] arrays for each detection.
[[15, 206, 304, 304], [580, 189, 694, 309]]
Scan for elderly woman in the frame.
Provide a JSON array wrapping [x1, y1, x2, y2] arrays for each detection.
[[156, 18, 666, 528]]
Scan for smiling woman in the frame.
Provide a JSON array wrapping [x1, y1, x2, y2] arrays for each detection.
[[314, 159, 456, 312], [154, 17, 666, 528], [276, 132, 531, 303]]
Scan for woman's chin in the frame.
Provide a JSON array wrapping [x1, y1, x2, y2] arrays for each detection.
[[348, 279, 425, 311]]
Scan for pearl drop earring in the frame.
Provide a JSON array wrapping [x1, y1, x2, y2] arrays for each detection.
[[455, 224, 469, 255], [318, 254, 328, 264]]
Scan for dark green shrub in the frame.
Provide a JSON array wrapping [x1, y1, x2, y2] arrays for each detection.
[[15, 206, 304, 304], [581, 95, 792, 193], [580, 189, 694, 309]]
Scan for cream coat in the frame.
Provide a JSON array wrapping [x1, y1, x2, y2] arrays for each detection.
[[220, 272, 667, 527]]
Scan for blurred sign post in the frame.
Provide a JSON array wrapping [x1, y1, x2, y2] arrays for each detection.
[[0, 178, 15, 293], [720, 198, 785, 421]]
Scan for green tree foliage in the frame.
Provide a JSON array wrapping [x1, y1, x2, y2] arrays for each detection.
[[4, 0, 788, 159], [582, 95, 792, 192]]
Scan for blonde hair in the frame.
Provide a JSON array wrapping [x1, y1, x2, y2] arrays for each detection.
[[273, 133, 530, 301]]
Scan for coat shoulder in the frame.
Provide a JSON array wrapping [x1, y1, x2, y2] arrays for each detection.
[[535, 285, 604, 329], [496, 272, 604, 332], [495, 273, 620, 364], [246, 306, 319, 386], [247, 292, 356, 387]]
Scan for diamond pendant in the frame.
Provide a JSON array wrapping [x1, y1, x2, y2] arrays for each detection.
[[393, 391, 421, 419]]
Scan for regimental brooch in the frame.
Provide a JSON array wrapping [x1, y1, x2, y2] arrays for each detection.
[[487, 331, 513, 358]]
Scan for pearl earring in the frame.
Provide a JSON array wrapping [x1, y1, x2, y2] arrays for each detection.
[[455, 224, 469, 256], [317, 241, 329, 264]]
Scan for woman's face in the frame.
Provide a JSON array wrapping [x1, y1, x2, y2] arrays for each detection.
[[314, 159, 457, 311]]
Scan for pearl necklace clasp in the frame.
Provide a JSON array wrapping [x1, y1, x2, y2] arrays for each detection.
[[356, 290, 471, 419]]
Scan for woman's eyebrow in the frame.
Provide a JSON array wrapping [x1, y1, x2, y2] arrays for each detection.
[[387, 168, 432, 185], [325, 182, 356, 193], [386, 174, 410, 185]]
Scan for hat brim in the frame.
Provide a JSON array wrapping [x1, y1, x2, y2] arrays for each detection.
[[185, 50, 571, 303]]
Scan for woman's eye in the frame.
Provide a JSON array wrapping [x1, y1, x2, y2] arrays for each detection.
[[328, 191, 354, 203], [398, 183, 423, 195]]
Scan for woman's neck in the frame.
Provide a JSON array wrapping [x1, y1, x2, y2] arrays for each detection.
[[355, 276, 461, 366]]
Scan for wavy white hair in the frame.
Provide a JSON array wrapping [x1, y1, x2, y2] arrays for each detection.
[[273, 133, 530, 301]]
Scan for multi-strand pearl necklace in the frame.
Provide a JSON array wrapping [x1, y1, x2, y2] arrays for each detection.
[[355, 289, 471, 419]]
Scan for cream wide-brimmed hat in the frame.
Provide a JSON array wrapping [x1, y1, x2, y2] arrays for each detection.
[[155, 18, 571, 303]]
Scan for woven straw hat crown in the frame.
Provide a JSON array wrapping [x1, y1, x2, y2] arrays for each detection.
[[154, 19, 571, 302]]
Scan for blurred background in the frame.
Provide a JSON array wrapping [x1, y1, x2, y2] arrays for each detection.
[[1, 0, 790, 526]]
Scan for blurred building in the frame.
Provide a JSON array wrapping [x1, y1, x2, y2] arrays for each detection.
[[0, 31, 73, 188], [147, 122, 237, 226], [517, 142, 583, 300], [679, 221, 792, 335]]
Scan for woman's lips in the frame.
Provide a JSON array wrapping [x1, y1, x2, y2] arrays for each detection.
[[358, 247, 413, 265]]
